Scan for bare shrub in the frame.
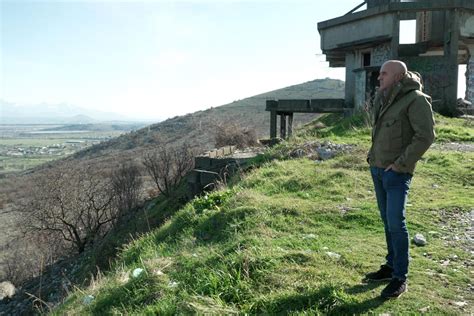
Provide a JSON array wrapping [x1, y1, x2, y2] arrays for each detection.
[[17, 163, 118, 254], [111, 161, 143, 215], [214, 123, 259, 149], [142, 143, 194, 197], [0, 230, 66, 286]]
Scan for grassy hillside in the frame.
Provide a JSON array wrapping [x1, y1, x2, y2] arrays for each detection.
[[52, 113, 473, 315], [0, 78, 343, 280], [71, 78, 344, 159]]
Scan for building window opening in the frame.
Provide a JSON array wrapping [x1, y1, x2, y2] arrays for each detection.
[[458, 64, 467, 99], [399, 20, 417, 44], [363, 53, 371, 67]]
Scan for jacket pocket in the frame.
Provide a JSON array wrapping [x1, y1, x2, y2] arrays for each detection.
[[381, 119, 402, 152]]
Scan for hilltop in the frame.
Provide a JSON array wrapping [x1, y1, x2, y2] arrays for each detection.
[[70, 78, 344, 159], [42, 113, 474, 314]]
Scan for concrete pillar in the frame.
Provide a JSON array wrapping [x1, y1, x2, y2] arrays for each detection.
[[270, 110, 277, 139], [280, 114, 286, 139], [467, 46, 474, 102], [287, 114, 293, 138], [390, 13, 400, 59], [345, 53, 356, 108], [442, 9, 460, 116]]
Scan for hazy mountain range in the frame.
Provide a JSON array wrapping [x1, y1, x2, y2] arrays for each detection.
[[0, 100, 146, 124]]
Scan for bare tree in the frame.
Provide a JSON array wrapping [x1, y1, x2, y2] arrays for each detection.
[[17, 163, 118, 254], [142, 143, 194, 197], [111, 161, 143, 216]]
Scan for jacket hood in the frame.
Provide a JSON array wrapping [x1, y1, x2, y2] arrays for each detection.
[[400, 71, 423, 94]]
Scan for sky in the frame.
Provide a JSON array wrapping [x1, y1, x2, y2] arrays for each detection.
[[0, 0, 467, 121]]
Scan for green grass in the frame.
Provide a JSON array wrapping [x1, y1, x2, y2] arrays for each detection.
[[433, 113, 474, 142], [51, 113, 473, 315]]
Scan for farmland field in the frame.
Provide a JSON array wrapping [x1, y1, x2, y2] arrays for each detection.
[[0, 123, 146, 175]]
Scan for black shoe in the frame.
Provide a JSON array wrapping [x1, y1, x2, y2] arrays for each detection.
[[381, 278, 407, 299], [364, 264, 393, 282]]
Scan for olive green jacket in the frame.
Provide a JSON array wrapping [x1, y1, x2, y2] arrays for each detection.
[[368, 71, 435, 174]]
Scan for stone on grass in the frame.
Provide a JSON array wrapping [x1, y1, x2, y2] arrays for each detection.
[[419, 306, 430, 312], [83, 295, 95, 305], [413, 233, 427, 246], [0, 281, 15, 300], [326, 252, 341, 260], [132, 268, 145, 278], [453, 301, 467, 307], [303, 233, 317, 239]]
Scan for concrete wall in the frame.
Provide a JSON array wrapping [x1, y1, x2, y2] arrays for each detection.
[[429, 11, 448, 43], [459, 10, 474, 38], [367, 0, 393, 9], [320, 14, 395, 51], [372, 43, 392, 66], [403, 56, 458, 112]]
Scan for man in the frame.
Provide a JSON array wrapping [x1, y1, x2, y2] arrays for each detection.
[[366, 60, 435, 299]]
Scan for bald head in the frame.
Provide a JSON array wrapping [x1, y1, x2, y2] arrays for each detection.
[[378, 60, 408, 92]]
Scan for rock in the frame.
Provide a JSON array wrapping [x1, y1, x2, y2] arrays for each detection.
[[457, 98, 472, 107], [290, 148, 307, 158], [132, 268, 145, 278], [413, 233, 427, 246], [0, 281, 16, 300], [326, 251, 341, 260], [419, 306, 430, 312], [303, 233, 317, 239], [452, 301, 468, 307], [316, 147, 335, 160], [313, 122, 326, 129], [83, 295, 95, 305]]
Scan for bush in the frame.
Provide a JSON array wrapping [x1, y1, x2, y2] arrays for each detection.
[[214, 123, 259, 149]]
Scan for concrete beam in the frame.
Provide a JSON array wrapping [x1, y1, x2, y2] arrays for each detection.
[[265, 99, 346, 113], [320, 14, 395, 51], [318, 1, 474, 31]]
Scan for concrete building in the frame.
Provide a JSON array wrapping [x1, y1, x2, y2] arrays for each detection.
[[318, 0, 474, 116]]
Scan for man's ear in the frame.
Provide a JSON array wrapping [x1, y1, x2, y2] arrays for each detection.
[[396, 72, 405, 82]]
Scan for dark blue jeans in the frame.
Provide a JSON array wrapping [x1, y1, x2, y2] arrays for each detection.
[[370, 167, 412, 281]]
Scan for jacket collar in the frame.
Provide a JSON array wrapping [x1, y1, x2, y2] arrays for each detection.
[[376, 82, 403, 122]]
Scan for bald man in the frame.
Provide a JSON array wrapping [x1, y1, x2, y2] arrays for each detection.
[[365, 60, 435, 299]]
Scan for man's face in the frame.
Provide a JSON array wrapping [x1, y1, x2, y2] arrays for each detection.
[[378, 63, 400, 92]]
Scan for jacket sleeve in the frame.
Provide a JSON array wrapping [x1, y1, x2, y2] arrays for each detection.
[[394, 94, 435, 170]]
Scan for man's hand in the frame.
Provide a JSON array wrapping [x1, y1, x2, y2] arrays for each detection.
[[384, 164, 400, 172]]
